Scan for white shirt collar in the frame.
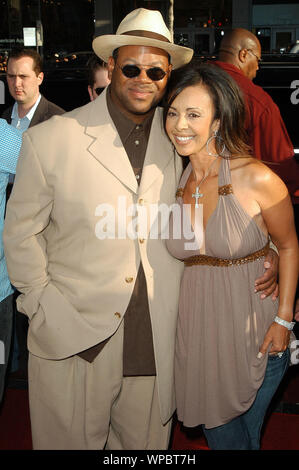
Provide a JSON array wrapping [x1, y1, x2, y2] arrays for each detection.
[[11, 94, 42, 122]]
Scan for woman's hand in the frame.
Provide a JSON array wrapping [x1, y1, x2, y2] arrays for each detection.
[[258, 322, 291, 358], [254, 249, 279, 300]]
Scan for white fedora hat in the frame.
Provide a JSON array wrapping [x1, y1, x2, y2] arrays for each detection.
[[92, 8, 193, 70]]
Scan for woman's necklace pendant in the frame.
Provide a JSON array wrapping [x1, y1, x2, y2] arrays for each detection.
[[192, 186, 203, 208], [192, 156, 220, 208]]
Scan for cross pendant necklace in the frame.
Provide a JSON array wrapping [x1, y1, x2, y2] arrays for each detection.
[[192, 156, 220, 208], [192, 186, 203, 208]]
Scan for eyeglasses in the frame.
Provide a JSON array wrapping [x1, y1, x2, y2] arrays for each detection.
[[116, 63, 167, 81], [247, 49, 262, 64], [95, 87, 105, 96]]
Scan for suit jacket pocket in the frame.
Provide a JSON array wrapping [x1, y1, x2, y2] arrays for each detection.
[[27, 283, 106, 360]]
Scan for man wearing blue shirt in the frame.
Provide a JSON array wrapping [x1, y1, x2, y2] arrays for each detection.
[[0, 118, 22, 401]]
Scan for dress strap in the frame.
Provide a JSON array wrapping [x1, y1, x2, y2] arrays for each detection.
[[218, 158, 233, 196], [176, 163, 192, 199], [218, 157, 231, 185], [218, 184, 233, 196]]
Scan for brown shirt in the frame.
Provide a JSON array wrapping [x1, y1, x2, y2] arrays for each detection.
[[78, 89, 156, 376]]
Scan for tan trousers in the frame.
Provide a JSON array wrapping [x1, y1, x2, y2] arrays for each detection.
[[28, 321, 172, 450]]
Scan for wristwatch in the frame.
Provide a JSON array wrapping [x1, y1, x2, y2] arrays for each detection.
[[274, 316, 296, 330]]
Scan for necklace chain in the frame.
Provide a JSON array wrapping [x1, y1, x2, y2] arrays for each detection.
[[192, 156, 220, 208]]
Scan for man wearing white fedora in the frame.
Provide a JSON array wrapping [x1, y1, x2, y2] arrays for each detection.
[[3, 8, 277, 450]]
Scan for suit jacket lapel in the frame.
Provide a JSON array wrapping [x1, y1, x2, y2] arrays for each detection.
[[86, 91, 138, 194], [29, 96, 48, 128]]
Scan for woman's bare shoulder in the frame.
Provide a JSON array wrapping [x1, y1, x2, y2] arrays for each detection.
[[230, 156, 283, 189]]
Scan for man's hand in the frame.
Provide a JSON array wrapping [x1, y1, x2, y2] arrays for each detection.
[[254, 248, 279, 300]]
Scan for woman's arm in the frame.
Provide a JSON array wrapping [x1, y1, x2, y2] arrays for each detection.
[[253, 165, 299, 355]]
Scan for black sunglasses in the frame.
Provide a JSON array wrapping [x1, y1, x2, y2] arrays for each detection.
[[117, 64, 167, 81], [95, 87, 105, 96]]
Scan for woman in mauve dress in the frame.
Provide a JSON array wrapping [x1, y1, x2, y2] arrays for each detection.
[[164, 63, 298, 450]]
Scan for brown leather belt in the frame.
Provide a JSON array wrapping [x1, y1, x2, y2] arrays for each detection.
[[183, 241, 269, 267]]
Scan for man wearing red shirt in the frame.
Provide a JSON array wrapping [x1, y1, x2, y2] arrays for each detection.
[[214, 28, 299, 206]]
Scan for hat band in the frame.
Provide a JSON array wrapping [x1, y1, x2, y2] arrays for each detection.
[[121, 30, 171, 43]]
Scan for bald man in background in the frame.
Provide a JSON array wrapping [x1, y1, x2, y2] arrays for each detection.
[[214, 28, 299, 204]]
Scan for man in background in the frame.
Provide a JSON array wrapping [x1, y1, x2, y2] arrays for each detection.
[[86, 53, 110, 101], [2, 48, 64, 129], [214, 29, 299, 206]]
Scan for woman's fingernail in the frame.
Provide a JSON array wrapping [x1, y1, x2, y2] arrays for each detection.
[[264, 262, 270, 268], [261, 294, 266, 299]]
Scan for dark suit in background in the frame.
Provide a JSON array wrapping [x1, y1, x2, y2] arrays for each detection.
[[2, 95, 64, 127]]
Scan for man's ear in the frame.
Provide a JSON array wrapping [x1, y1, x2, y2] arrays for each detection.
[[238, 48, 248, 64], [87, 85, 94, 102], [107, 57, 115, 80], [37, 72, 44, 85]]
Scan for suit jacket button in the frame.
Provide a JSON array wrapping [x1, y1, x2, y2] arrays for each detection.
[[125, 277, 134, 283], [114, 312, 121, 318], [139, 238, 145, 244]]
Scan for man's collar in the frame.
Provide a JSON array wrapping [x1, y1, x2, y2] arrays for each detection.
[[106, 87, 155, 142], [214, 61, 246, 78], [11, 94, 42, 121]]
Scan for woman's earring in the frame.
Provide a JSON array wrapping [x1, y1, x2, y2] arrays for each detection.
[[206, 130, 226, 157]]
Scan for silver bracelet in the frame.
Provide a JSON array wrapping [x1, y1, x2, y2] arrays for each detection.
[[274, 316, 295, 331]]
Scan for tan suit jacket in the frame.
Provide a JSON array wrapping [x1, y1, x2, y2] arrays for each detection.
[[3, 89, 183, 424]]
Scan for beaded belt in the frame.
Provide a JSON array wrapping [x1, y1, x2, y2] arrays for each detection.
[[183, 241, 270, 267]]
